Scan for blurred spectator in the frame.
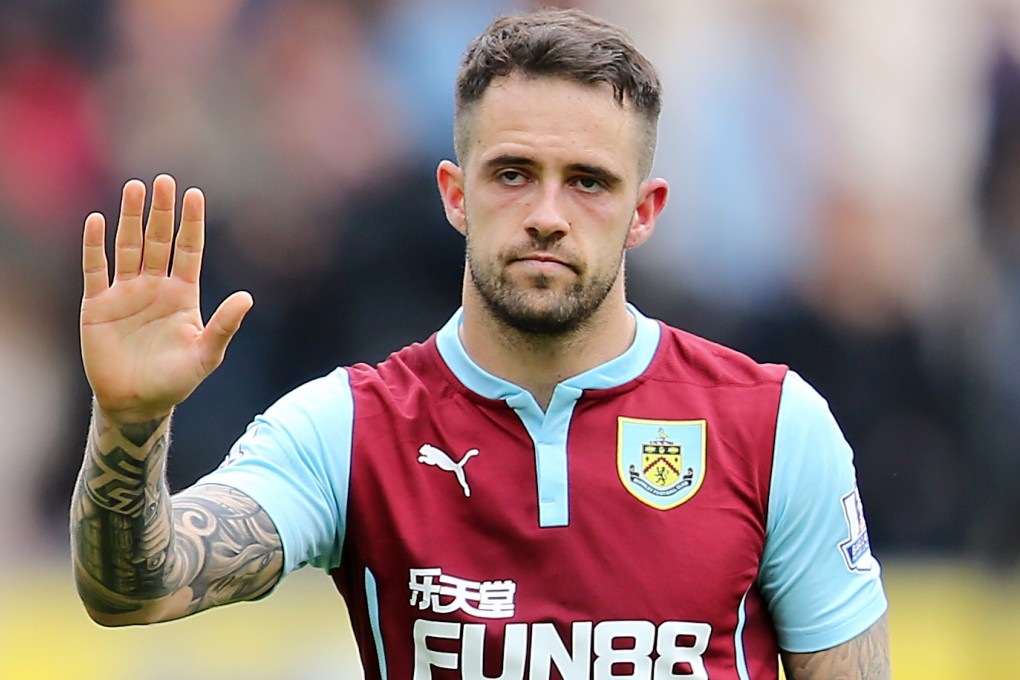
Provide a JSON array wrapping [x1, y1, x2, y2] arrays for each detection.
[[0, 2, 111, 559], [369, 0, 530, 162], [967, 23, 1020, 566], [0, 279, 76, 562]]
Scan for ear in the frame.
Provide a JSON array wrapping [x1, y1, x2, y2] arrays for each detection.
[[437, 160, 467, 235], [625, 178, 669, 249]]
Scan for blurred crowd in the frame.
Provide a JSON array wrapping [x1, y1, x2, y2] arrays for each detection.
[[2, 0, 1019, 569]]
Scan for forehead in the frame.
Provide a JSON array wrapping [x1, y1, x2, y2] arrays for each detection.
[[463, 74, 642, 176]]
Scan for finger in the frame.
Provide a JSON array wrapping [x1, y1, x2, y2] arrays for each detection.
[[199, 291, 254, 374], [114, 179, 146, 280], [171, 187, 205, 284], [142, 174, 177, 276], [82, 212, 110, 299]]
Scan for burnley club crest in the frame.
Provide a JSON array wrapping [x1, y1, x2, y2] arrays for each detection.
[[617, 417, 706, 510]]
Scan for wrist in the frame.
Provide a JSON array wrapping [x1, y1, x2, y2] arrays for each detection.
[[92, 398, 173, 428]]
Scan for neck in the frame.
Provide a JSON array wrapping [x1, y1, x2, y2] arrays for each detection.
[[458, 288, 637, 410]]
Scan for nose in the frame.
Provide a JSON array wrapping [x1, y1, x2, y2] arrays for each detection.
[[523, 184, 570, 241]]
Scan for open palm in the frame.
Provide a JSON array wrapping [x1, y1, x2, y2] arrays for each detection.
[[80, 175, 252, 422]]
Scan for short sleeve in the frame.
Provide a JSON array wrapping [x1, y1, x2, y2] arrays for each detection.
[[758, 371, 888, 653], [194, 368, 353, 577]]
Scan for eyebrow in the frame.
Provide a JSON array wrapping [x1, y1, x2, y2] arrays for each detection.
[[568, 162, 623, 188], [482, 155, 624, 188], [481, 155, 537, 173]]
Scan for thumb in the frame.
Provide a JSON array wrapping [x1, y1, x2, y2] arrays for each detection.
[[200, 291, 254, 374]]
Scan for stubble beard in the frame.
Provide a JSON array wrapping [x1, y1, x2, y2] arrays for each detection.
[[465, 232, 625, 338]]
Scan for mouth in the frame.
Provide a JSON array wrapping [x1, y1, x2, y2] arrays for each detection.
[[510, 252, 577, 273]]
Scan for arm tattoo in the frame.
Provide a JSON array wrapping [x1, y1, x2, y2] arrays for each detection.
[[71, 411, 174, 612], [781, 614, 891, 680], [168, 485, 283, 611], [71, 407, 282, 622]]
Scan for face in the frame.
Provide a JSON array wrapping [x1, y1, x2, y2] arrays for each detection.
[[438, 74, 667, 336]]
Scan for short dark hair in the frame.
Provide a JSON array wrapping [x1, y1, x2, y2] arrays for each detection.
[[453, 8, 662, 177]]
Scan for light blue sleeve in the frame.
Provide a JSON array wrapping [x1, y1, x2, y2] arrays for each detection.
[[193, 368, 353, 577], [758, 371, 888, 653]]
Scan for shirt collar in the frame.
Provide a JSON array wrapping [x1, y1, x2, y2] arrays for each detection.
[[435, 304, 661, 400]]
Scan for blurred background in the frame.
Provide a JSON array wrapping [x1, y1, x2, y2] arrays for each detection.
[[1, 0, 1019, 677]]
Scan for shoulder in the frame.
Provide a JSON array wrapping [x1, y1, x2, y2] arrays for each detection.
[[345, 335, 457, 412], [348, 335, 434, 379], [651, 322, 788, 389]]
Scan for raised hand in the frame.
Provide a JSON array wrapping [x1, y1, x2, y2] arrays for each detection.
[[80, 174, 252, 422]]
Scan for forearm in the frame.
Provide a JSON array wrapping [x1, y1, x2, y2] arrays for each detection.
[[70, 402, 284, 626], [70, 403, 186, 623]]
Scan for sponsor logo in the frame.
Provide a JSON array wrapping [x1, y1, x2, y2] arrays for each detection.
[[409, 567, 516, 619], [407, 568, 712, 678], [412, 619, 712, 680], [617, 418, 706, 510], [417, 444, 480, 497]]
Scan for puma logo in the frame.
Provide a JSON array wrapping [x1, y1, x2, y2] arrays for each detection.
[[417, 444, 480, 497]]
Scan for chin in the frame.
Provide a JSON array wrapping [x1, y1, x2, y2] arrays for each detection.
[[492, 296, 596, 336]]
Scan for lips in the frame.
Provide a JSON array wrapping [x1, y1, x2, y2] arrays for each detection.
[[519, 253, 565, 265], [510, 252, 577, 273]]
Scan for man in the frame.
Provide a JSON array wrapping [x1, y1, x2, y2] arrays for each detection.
[[72, 9, 890, 679]]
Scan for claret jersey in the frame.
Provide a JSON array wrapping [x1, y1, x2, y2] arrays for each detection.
[[197, 306, 887, 679]]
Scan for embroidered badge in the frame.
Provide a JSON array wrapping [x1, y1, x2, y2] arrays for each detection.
[[838, 484, 877, 573], [617, 417, 707, 510]]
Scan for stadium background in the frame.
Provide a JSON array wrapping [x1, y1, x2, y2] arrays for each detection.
[[2, 0, 1019, 677]]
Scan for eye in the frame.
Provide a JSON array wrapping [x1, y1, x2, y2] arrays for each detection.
[[574, 176, 605, 194], [497, 170, 527, 186]]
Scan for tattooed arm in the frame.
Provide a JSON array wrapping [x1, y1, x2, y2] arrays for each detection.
[[73, 175, 266, 624], [71, 406, 282, 626], [780, 614, 891, 680]]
